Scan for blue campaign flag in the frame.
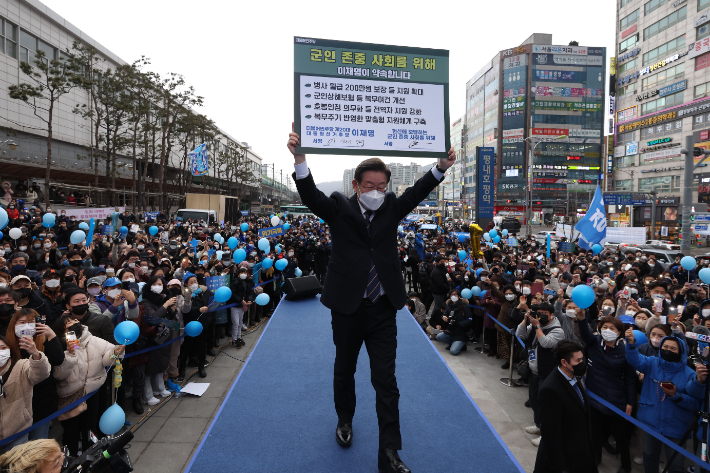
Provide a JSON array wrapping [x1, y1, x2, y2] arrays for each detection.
[[190, 143, 209, 176], [574, 184, 607, 250], [546, 234, 551, 259]]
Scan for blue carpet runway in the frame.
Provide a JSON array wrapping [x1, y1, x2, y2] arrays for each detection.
[[186, 296, 523, 473]]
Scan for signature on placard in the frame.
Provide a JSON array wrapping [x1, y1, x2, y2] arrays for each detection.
[[406, 140, 434, 149], [323, 139, 365, 148]]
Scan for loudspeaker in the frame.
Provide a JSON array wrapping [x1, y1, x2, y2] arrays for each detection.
[[283, 276, 322, 300]]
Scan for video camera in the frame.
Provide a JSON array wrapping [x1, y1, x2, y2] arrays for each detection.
[[62, 430, 134, 473]]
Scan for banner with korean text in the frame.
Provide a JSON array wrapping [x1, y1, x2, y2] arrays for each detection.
[[476, 147, 494, 219], [294, 37, 450, 158]]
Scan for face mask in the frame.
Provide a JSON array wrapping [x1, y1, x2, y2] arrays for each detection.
[[560, 283, 568, 289], [19, 246, 27, 251], [68, 323, 83, 339], [0, 303, 15, 318], [141, 265, 149, 272], [248, 263, 254, 268], [71, 303, 89, 316], [651, 294, 664, 300], [514, 285, 521, 291], [703, 309, 710, 318], [189, 283, 199, 292], [128, 262, 136, 268], [571, 359, 587, 377], [16, 288, 32, 299], [538, 314, 550, 325], [602, 306, 615, 314], [650, 337, 662, 348], [87, 287, 101, 296], [505, 294, 515, 301], [106, 270, 115, 277], [151, 285, 163, 294], [45, 278, 60, 289], [601, 329, 618, 342], [660, 349, 681, 363], [239, 273, 247, 280], [566, 309, 576, 318], [630, 289, 638, 296], [522, 287, 531, 295], [124, 278, 135, 283], [44, 242, 52, 249], [0, 349, 10, 366], [0, 283, 5, 288], [4, 248, 11, 254], [137, 245, 145, 250], [107, 288, 121, 299], [15, 322, 36, 338], [288, 252, 294, 257], [648, 262, 655, 268], [358, 188, 385, 211], [450, 296, 459, 303], [33, 243, 40, 249], [69, 260, 82, 267], [12, 264, 25, 273]]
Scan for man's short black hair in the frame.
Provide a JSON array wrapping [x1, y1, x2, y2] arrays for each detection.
[[64, 288, 87, 306], [553, 340, 584, 365], [534, 302, 554, 314], [647, 281, 668, 293], [353, 157, 391, 184]]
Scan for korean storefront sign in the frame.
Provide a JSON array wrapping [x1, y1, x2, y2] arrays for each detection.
[[476, 147, 494, 218], [531, 100, 602, 112], [294, 37, 450, 158]]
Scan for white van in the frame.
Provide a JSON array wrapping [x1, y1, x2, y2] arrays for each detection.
[[175, 208, 217, 224]]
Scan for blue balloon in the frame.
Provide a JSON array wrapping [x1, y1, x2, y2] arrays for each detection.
[[258, 238, 270, 252], [283, 223, 291, 231], [241, 223, 249, 232], [78, 222, 89, 230], [457, 234, 467, 242], [461, 288, 473, 299], [0, 232, 3, 240], [284, 211, 289, 215], [319, 218, 324, 224], [700, 268, 710, 284], [295, 267, 303, 277], [44, 221, 54, 228], [476, 268, 483, 277], [274, 245, 282, 255], [119, 226, 128, 234], [398, 225, 404, 233], [633, 329, 648, 347], [99, 404, 125, 435], [214, 233, 222, 243], [592, 244, 602, 255], [0, 208, 7, 230], [502, 229, 508, 236], [70, 230, 86, 245], [571, 285, 595, 309], [86, 218, 95, 246], [458, 250, 467, 260], [489, 229, 498, 238], [681, 256, 697, 271], [114, 321, 140, 345], [262, 257, 273, 269], [214, 286, 232, 303], [255, 293, 270, 306], [216, 250, 223, 260], [149, 225, 158, 236], [483, 233, 491, 241], [42, 213, 55, 224], [492, 235, 501, 243], [471, 286, 482, 297], [185, 321, 203, 337], [275, 259, 288, 271], [233, 249, 246, 263], [227, 237, 238, 249]]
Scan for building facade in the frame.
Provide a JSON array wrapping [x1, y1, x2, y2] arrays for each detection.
[[465, 34, 606, 222], [612, 0, 710, 239]]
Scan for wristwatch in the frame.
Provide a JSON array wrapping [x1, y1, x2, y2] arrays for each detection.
[[435, 163, 446, 174]]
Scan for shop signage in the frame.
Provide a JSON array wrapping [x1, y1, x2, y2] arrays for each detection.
[[531, 100, 603, 112], [658, 80, 686, 98], [642, 148, 682, 161], [617, 105, 637, 122], [696, 11, 710, 28], [646, 137, 671, 146], [622, 25, 637, 39], [532, 45, 589, 55], [639, 166, 683, 173], [672, 0, 686, 7], [639, 51, 687, 77], [636, 90, 659, 101], [603, 194, 648, 206], [569, 129, 601, 137], [641, 141, 680, 153], [610, 95, 616, 115], [702, 130, 710, 140], [503, 46, 527, 56], [531, 127, 568, 136], [689, 37, 710, 59], [614, 144, 627, 157], [618, 48, 640, 63], [617, 70, 640, 86], [626, 142, 639, 155]]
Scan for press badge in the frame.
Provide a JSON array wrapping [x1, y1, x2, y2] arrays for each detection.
[[528, 349, 536, 361]]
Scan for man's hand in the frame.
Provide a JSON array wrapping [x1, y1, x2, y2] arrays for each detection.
[[625, 327, 635, 345], [438, 147, 456, 171], [697, 363, 708, 383], [625, 404, 633, 416], [287, 130, 306, 165]]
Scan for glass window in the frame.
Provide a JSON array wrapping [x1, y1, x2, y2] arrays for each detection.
[[644, 6, 687, 40], [616, 179, 633, 190], [699, 23, 710, 41], [643, 35, 685, 66], [618, 57, 638, 75], [641, 62, 684, 90], [620, 34, 639, 52], [0, 17, 17, 59], [641, 91, 685, 114], [618, 131, 637, 145], [621, 0, 635, 6], [616, 156, 637, 168], [638, 176, 681, 192], [645, 0, 668, 15], [697, 51, 710, 71], [37, 39, 54, 61], [701, 0, 710, 10], [621, 9, 640, 29], [19, 29, 35, 50], [696, 81, 710, 99]]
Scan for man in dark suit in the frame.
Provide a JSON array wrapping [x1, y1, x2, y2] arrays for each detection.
[[288, 131, 454, 473], [534, 340, 598, 473]]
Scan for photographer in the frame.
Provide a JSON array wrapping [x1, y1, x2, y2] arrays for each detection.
[[435, 289, 472, 356], [0, 438, 63, 473]]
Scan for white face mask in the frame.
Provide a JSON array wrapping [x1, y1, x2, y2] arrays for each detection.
[[128, 262, 136, 268], [505, 294, 515, 301], [45, 279, 60, 288], [566, 309, 577, 318], [522, 287, 531, 295], [650, 337, 662, 348], [189, 283, 199, 292], [0, 282, 6, 288], [124, 278, 135, 283], [0, 349, 10, 367], [358, 187, 385, 211], [514, 285, 521, 291], [15, 323, 36, 338], [239, 273, 247, 280], [288, 252, 294, 257], [626, 310, 637, 317], [44, 243, 51, 249], [141, 266, 149, 272], [150, 285, 163, 294], [560, 282, 568, 289], [450, 296, 459, 303], [601, 329, 618, 342], [648, 262, 655, 267], [19, 246, 27, 251], [602, 306, 615, 314], [703, 309, 710, 318], [137, 245, 144, 250], [107, 288, 121, 299]]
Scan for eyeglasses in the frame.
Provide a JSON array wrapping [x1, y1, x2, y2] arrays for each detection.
[[359, 184, 387, 193]]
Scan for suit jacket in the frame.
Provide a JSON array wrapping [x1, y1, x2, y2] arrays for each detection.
[[534, 368, 597, 473], [294, 169, 442, 315]]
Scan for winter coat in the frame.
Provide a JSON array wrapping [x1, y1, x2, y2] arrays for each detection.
[[17, 290, 51, 324], [140, 295, 173, 375], [409, 298, 427, 326], [78, 308, 116, 345], [626, 335, 702, 439], [443, 299, 472, 342], [0, 352, 51, 439], [229, 277, 255, 305], [491, 286, 516, 333], [516, 317, 565, 378], [39, 287, 65, 326], [429, 264, 449, 296], [89, 294, 139, 324], [578, 317, 636, 415], [414, 235, 425, 261], [25, 337, 65, 423], [53, 327, 118, 399]]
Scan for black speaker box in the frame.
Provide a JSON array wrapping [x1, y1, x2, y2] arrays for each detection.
[[283, 276, 322, 300]]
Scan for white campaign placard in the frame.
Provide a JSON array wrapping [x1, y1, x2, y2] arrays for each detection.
[[62, 207, 125, 221], [299, 75, 445, 153]]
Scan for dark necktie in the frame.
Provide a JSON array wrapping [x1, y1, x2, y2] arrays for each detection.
[[364, 210, 381, 303], [573, 381, 585, 405]]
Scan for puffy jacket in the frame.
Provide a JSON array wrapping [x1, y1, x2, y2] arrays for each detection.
[[626, 335, 702, 439], [26, 337, 65, 423], [0, 352, 51, 440], [414, 235, 425, 261], [53, 326, 118, 399], [429, 264, 449, 296], [443, 299, 472, 342], [578, 317, 636, 415]]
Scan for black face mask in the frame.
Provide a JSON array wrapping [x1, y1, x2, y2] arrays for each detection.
[[16, 288, 32, 299], [168, 287, 182, 298], [660, 349, 681, 363], [0, 303, 15, 319], [571, 359, 587, 377], [69, 260, 82, 267], [71, 304, 89, 316], [67, 323, 83, 338], [538, 314, 550, 326]]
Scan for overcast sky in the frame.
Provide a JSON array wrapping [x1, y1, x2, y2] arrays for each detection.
[[42, 0, 616, 186]]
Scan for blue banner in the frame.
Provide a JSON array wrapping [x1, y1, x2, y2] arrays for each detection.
[[190, 143, 209, 176], [205, 275, 228, 292], [258, 225, 285, 238], [144, 211, 159, 220], [101, 225, 114, 236], [658, 79, 686, 98], [575, 185, 607, 250], [240, 210, 249, 216], [476, 147, 494, 218]]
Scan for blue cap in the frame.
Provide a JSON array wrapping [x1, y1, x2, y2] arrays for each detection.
[[183, 271, 196, 283], [103, 277, 121, 288], [618, 315, 636, 326]]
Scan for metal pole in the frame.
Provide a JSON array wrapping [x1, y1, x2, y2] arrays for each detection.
[[500, 330, 517, 387], [526, 139, 533, 237], [681, 135, 695, 252], [475, 317, 486, 353], [651, 193, 657, 241]]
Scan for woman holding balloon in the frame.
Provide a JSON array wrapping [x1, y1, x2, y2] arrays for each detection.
[[178, 273, 211, 379], [229, 266, 255, 348]]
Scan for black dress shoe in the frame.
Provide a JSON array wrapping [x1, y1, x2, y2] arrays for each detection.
[[132, 398, 144, 415], [198, 366, 207, 378], [207, 348, 217, 356], [378, 449, 411, 473], [445, 344, 451, 350], [335, 421, 352, 447]]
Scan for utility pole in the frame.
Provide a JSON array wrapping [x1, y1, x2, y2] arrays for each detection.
[[681, 135, 710, 252]]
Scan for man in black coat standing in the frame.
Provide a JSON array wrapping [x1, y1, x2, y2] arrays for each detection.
[[288, 131, 454, 473], [534, 340, 598, 473]]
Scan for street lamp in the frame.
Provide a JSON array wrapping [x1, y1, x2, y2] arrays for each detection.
[[0, 139, 18, 150], [523, 134, 567, 236]]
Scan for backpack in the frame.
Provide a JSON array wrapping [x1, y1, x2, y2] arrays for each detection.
[[418, 261, 431, 282]]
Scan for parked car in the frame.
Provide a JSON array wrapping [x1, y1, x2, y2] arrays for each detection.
[[622, 244, 684, 270], [500, 217, 521, 235], [645, 240, 681, 251]]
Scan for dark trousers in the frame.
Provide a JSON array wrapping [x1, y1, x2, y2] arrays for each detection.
[[331, 295, 401, 451], [60, 393, 100, 456], [591, 407, 631, 471], [179, 321, 206, 371], [529, 372, 546, 427]]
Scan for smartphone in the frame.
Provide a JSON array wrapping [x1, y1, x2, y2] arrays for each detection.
[[531, 282, 544, 295], [689, 284, 701, 290], [660, 381, 676, 390], [543, 288, 556, 296], [668, 307, 678, 323], [66, 331, 78, 351], [621, 289, 630, 299], [587, 278, 592, 284], [121, 281, 131, 290], [654, 298, 663, 313], [34, 315, 44, 324]]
